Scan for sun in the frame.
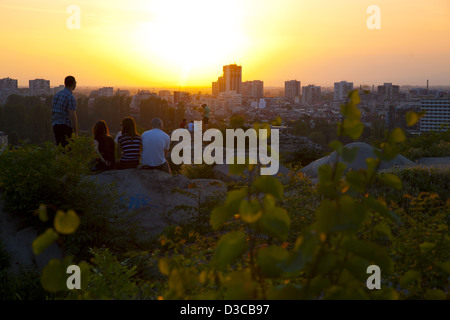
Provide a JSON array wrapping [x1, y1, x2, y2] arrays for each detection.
[[132, 0, 246, 85]]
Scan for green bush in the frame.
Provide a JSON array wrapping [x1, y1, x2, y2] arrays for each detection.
[[399, 130, 450, 160], [180, 163, 216, 180]]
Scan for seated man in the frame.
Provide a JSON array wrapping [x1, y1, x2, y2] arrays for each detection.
[[141, 118, 171, 174]]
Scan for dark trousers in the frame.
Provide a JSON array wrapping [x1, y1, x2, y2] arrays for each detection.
[[53, 124, 73, 148], [117, 160, 139, 170], [142, 161, 172, 174]]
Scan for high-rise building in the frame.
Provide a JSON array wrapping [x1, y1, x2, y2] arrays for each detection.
[[285, 80, 301, 100], [420, 99, 450, 132], [0, 77, 18, 92], [378, 83, 400, 100], [334, 81, 353, 101], [223, 64, 242, 94], [242, 80, 264, 99], [0, 77, 19, 104], [29, 79, 50, 96], [302, 85, 322, 105]]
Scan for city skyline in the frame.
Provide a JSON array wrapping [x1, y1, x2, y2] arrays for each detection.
[[1, 0, 449, 87]]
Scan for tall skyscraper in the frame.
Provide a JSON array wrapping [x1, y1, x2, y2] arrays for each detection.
[[302, 85, 322, 105], [242, 80, 264, 99], [285, 80, 301, 100], [223, 64, 242, 94], [29, 79, 50, 96], [334, 81, 353, 101]]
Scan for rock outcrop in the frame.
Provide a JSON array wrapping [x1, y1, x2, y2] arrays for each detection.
[[300, 142, 415, 179]]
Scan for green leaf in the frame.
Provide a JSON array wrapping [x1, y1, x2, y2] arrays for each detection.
[[374, 223, 393, 239], [406, 111, 420, 127], [210, 206, 231, 230], [54, 210, 80, 235], [419, 242, 436, 255], [229, 163, 246, 176], [329, 140, 343, 155], [224, 271, 256, 300], [41, 259, 67, 292], [159, 257, 171, 276], [365, 158, 379, 181], [256, 245, 289, 278], [252, 176, 283, 200], [316, 199, 337, 233], [380, 143, 400, 161], [388, 128, 406, 144], [32, 228, 58, 255], [348, 90, 361, 107], [379, 173, 402, 190], [239, 199, 262, 223], [212, 231, 248, 271], [344, 239, 392, 273], [38, 204, 48, 222], [342, 119, 364, 140], [346, 170, 366, 193], [342, 147, 359, 163], [433, 261, 450, 275], [210, 189, 247, 230], [363, 196, 401, 224], [399, 270, 420, 288], [258, 207, 290, 240], [424, 289, 446, 300]]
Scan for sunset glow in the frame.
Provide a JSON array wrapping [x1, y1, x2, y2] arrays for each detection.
[[0, 0, 449, 88]]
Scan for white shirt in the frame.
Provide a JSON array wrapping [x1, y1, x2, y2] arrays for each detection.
[[141, 128, 170, 166]]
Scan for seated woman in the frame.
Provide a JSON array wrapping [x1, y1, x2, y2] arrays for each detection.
[[117, 117, 141, 170], [91, 120, 115, 171]]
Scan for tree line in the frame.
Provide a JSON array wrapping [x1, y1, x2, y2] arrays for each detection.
[[0, 94, 185, 145]]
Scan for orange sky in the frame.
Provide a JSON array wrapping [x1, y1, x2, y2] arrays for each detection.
[[0, 0, 449, 88]]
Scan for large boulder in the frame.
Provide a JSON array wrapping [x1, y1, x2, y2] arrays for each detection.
[[300, 142, 415, 179], [212, 163, 292, 184], [0, 201, 63, 273], [86, 169, 227, 239]]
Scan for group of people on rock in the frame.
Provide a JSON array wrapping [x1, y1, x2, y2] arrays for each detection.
[[178, 103, 210, 133], [51, 75, 171, 174]]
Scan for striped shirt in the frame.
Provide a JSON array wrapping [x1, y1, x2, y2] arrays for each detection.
[[52, 88, 76, 127], [118, 134, 142, 162]]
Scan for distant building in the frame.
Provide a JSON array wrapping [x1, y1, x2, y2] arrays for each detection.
[[53, 85, 66, 95], [115, 89, 131, 97], [334, 81, 353, 101], [174, 91, 191, 104], [378, 83, 400, 100], [285, 80, 301, 100], [0, 77, 18, 104], [29, 79, 50, 96], [223, 64, 242, 94], [99, 87, 114, 97], [159, 90, 171, 97], [242, 80, 264, 99], [302, 85, 321, 105], [212, 76, 225, 97], [420, 99, 450, 132], [0, 131, 7, 152], [0, 77, 18, 92]]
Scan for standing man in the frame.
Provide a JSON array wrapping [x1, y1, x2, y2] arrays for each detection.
[[52, 76, 78, 147], [202, 104, 210, 130], [141, 118, 171, 174]]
